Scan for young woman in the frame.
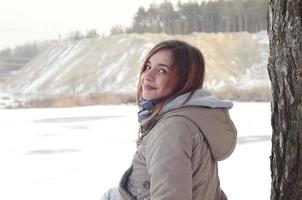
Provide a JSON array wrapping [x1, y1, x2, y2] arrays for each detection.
[[102, 40, 237, 200]]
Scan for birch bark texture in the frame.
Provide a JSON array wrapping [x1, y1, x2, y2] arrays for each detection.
[[267, 0, 302, 199]]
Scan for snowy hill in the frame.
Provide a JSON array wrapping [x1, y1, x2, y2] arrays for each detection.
[[0, 31, 269, 107]]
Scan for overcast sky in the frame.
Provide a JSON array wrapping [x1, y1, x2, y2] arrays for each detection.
[[0, 0, 207, 50]]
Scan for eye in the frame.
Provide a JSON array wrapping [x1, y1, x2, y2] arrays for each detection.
[[144, 65, 151, 71], [159, 68, 168, 74]]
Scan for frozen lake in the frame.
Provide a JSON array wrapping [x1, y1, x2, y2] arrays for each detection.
[[0, 102, 272, 200]]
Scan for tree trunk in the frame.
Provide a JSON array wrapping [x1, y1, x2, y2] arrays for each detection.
[[267, 0, 302, 199]]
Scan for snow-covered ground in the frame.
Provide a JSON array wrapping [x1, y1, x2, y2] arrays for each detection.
[[0, 102, 271, 200]]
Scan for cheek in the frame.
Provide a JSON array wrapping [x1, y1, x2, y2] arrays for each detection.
[[160, 76, 176, 93], [168, 75, 179, 93], [139, 75, 144, 85]]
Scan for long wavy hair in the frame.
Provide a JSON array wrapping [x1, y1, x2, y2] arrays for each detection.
[[137, 40, 205, 122]]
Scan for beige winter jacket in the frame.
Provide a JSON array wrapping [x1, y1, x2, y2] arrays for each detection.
[[118, 89, 237, 200]]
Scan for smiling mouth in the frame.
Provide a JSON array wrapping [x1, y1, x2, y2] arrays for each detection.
[[143, 85, 157, 90]]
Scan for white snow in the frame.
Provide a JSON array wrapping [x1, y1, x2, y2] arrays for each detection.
[[97, 53, 129, 89], [0, 102, 272, 200], [229, 76, 238, 83], [208, 80, 226, 90], [138, 43, 155, 62], [23, 43, 87, 93], [252, 31, 269, 45], [238, 31, 270, 89]]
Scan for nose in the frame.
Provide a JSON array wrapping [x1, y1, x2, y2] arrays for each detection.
[[142, 68, 155, 82]]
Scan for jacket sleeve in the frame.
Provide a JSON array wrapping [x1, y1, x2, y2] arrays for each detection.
[[145, 116, 197, 200]]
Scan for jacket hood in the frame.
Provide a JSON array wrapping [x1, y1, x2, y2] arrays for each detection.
[[159, 89, 233, 114], [158, 89, 237, 161]]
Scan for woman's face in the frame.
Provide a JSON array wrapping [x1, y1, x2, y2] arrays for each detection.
[[140, 49, 176, 100]]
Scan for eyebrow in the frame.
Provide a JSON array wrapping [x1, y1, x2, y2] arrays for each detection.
[[146, 61, 171, 69]]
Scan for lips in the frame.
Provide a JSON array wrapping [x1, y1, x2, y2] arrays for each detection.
[[143, 84, 157, 91]]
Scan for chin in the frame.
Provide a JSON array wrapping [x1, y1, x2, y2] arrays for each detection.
[[142, 94, 157, 100], [143, 97, 155, 100]]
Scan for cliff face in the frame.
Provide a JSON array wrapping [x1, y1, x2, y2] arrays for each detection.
[[0, 31, 269, 105]]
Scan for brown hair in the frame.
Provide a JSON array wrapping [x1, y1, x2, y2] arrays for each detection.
[[137, 40, 205, 120]]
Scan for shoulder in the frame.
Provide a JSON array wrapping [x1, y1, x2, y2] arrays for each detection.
[[145, 113, 203, 144], [157, 114, 197, 132], [161, 106, 233, 129]]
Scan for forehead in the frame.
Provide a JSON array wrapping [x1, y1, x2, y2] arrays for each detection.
[[148, 49, 174, 66]]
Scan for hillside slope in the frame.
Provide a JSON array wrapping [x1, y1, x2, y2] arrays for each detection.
[[0, 31, 269, 106]]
